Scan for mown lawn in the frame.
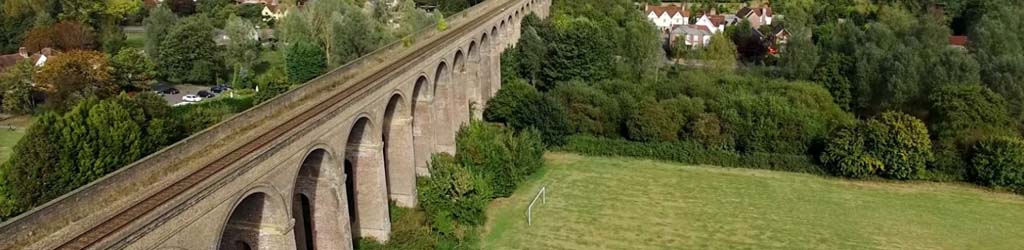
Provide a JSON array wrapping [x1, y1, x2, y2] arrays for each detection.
[[0, 116, 32, 163], [482, 153, 1024, 250], [125, 32, 145, 49]]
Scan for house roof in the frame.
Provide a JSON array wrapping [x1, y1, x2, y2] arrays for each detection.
[[0, 54, 25, 71], [672, 25, 712, 36], [737, 6, 773, 18], [647, 5, 689, 17], [949, 36, 968, 46]]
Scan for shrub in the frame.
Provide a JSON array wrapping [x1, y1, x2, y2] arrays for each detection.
[[455, 122, 544, 198], [626, 98, 682, 142], [821, 111, 933, 180], [820, 125, 883, 178], [968, 137, 1024, 193], [865, 111, 933, 180], [417, 154, 491, 240], [686, 113, 732, 149], [928, 84, 1016, 178]]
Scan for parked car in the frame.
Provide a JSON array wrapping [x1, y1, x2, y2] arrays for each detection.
[[161, 88, 180, 95], [182, 94, 202, 102], [197, 90, 216, 98], [210, 85, 231, 93], [172, 102, 194, 107]]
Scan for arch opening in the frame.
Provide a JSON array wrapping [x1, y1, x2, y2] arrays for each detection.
[[411, 76, 433, 176], [291, 148, 351, 250], [345, 117, 391, 241], [383, 94, 416, 207], [218, 192, 285, 250], [432, 62, 455, 154]]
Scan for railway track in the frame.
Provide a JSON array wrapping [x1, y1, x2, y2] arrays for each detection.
[[55, 1, 520, 248]]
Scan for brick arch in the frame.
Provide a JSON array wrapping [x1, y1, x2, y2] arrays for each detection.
[[290, 146, 350, 250], [432, 60, 456, 154], [344, 115, 391, 240], [382, 92, 416, 207], [216, 185, 290, 250], [411, 75, 433, 176]]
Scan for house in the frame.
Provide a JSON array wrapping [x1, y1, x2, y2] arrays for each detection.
[[694, 14, 727, 34], [768, 25, 789, 54], [735, 5, 773, 28], [645, 4, 689, 31], [237, 0, 287, 20], [0, 47, 54, 73], [671, 25, 712, 48]]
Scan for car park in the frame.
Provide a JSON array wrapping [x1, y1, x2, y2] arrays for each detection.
[[210, 85, 231, 93]]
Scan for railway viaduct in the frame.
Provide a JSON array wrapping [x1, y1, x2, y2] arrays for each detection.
[[0, 0, 548, 249]]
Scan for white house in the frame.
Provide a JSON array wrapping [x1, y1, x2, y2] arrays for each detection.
[[694, 14, 727, 34], [671, 25, 712, 48], [645, 5, 689, 31]]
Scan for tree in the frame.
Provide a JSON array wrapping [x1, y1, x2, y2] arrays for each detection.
[[286, 40, 326, 84], [144, 4, 178, 59], [484, 79, 570, 146], [394, 0, 431, 38], [157, 16, 218, 84], [779, 27, 818, 80], [969, 2, 1024, 120], [98, 23, 126, 54], [512, 27, 546, 88], [704, 33, 737, 71], [541, 17, 614, 85], [626, 98, 683, 142], [0, 113, 61, 215], [254, 65, 289, 104], [0, 60, 37, 114], [111, 48, 155, 90], [103, 0, 141, 21], [301, 0, 345, 66], [52, 21, 97, 51], [813, 53, 852, 110], [57, 0, 105, 25], [34, 50, 115, 112], [821, 124, 884, 178], [21, 25, 56, 53], [223, 15, 260, 88], [334, 3, 389, 64]]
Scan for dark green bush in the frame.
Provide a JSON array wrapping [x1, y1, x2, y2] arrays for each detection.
[[626, 98, 682, 142], [820, 125, 883, 178], [558, 135, 824, 175], [821, 111, 933, 180], [483, 80, 570, 146], [928, 85, 1016, 179], [550, 81, 623, 137], [969, 137, 1024, 194], [685, 113, 733, 149]]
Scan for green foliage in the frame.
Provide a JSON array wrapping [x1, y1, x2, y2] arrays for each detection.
[[111, 48, 155, 90], [483, 80, 570, 146], [144, 4, 177, 60], [704, 33, 737, 71], [254, 65, 289, 104], [0, 60, 36, 114], [968, 136, 1024, 194], [626, 98, 682, 142], [970, 2, 1024, 120], [171, 96, 254, 135], [35, 50, 116, 113], [157, 16, 218, 84], [541, 16, 614, 84], [549, 81, 622, 137], [285, 41, 326, 84], [928, 84, 1015, 178], [0, 94, 178, 219], [223, 15, 260, 88], [822, 111, 933, 179], [455, 122, 544, 197], [417, 154, 491, 239]]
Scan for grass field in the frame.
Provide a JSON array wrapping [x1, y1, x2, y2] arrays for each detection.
[[0, 116, 31, 163], [125, 32, 145, 49], [481, 153, 1024, 250]]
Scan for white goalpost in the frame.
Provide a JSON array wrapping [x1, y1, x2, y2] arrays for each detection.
[[527, 186, 547, 226]]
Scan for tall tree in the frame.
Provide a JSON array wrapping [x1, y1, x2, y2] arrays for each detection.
[[286, 40, 326, 84], [166, 0, 196, 16], [704, 33, 737, 71], [334, 3, 389, 64], [157, 16, 218, 84], [143, 4, 178, 59], [111, 48, 155, 90], [223, 15, 260, 88], [0, 60, 37, 114], [57, 0, 105, 26], [34, 50, 115, 112]]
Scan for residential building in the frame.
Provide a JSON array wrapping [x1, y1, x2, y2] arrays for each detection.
[[735, 4, 773, 28], [645, 4, 689, 31], [671, 25, 712, 48], [0, 47, 54, 73], [694, 14, 727, 34]]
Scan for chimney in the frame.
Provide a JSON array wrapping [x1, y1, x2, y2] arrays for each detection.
[[710, 7, 717, 16], [18, 47, 28, 58]]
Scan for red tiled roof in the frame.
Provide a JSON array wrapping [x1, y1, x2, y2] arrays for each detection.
[[949, 36, 968, 46], [0, 54, 26, 71], [647, 5, 689, 17]]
